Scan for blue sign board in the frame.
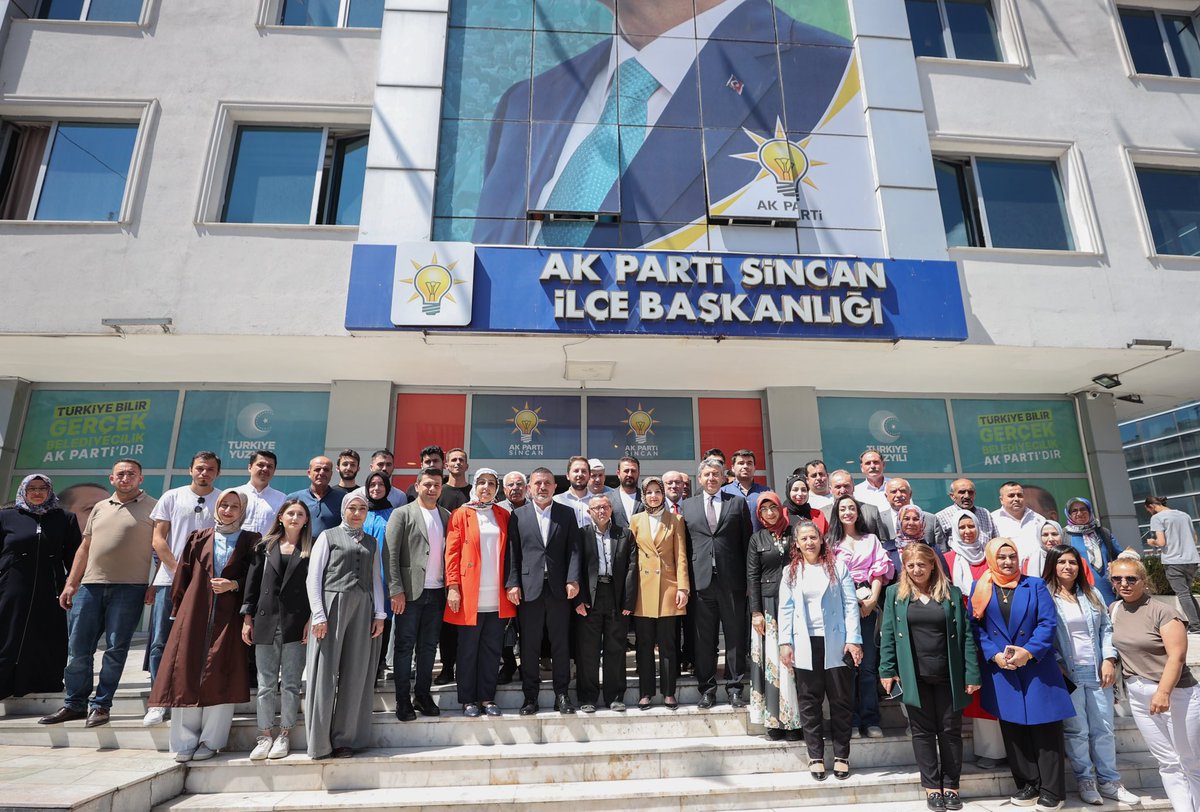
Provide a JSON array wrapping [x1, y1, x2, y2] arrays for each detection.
[[346, 243, 967, 341], [173, 391, 329, 470], [586, 397, 695, 461], [470, 394, 581, 460]]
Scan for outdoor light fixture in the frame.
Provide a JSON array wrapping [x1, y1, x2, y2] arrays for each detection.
[[101, 318, 173, 335], [1127, 338, 1173, 349], [1117, 394, 1144, 404], [1091, 373, 1121, 389]]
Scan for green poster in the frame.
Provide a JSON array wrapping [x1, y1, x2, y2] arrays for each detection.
[[16, 390, 178, 470], [818, 397, 956, 474], [953, 399, 1086, 474]]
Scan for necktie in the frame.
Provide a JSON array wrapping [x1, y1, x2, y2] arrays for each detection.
[[540, 59, 659, 247], [671, 502, 680, 515], [706, 495, 718, 533]]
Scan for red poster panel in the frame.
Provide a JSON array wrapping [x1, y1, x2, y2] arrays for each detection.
[[698, 397, 765, 466], [393, 394, 467, 470]]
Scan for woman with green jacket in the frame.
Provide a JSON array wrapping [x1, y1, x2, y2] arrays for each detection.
[[880, 543, 981, 811]]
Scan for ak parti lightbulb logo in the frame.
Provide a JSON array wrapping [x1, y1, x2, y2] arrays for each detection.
[[509, 402, 546, 443], [391, 242, 475, 327], [622, 403, 658, 445], [732, 117, 824, 199]]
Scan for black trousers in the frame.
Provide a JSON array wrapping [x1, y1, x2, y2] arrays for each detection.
[[438, 621, 457, 674], [634, 615, 678, 698], [793, 637, 854, 761], [907, 677, 963, 790], [999, 719, 1066, 802], [518, 585, 572, 702], [574, 582, 629, 705], [455, 612, 503, 705], [693, 581, 746, 696]]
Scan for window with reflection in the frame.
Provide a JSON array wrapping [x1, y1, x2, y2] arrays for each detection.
[[36, 0, 142, 22], [1135, 166, 1200, 256], [1119, 7, 1200, 77], [905, 0, 1002, 61], [279, 0, 383, 28]]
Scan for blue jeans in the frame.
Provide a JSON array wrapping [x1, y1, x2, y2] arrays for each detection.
[[1062, 662, 1120, 785], [852, 609, 880, 729], [64, 584, 145, 711], [148, 584, 174, 688], [394, 587, 444, 700]]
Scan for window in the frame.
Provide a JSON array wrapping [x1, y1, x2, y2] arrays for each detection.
[[1135, 166, 1200, 255], [905, 0, 1002, 61], [35, 0, 142, 22], [1119, 7, 1200, 77], [220, 126, 367, 225], [278, 0, 383, 28], [933, 156, 1074, 250], [0, 120, 138, 221]]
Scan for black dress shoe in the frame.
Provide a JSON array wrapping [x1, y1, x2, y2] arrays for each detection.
[[395, 700, 417, 722], [555, 694, 576, 714], [413, 695, 440, 717], [332, 747, 354, 759], [942, 790, 963, 811], [766, 728, 785, 741], [729, 691, 746, 708], [85, 708, 110, 728], [38, 707, 86, 725], [925, 792, 946, 811], [433, 667, 455, 685], [519, 702, 538, 716], [1010, 784, 1040, 807], [697, 692, 716, 709]]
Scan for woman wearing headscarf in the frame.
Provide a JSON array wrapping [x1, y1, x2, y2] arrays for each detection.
[[942, 510, 1006, 770], [1024, 519, 1066, 580], [444, 468, 515, 718], [305, 493, 386, 759], [783, 474, 828, 539], [747, 492, 800, 739], [1064, 498, 1122, 605], [0, 474, 81, 700], [362, 471, 396, 682], [882, 505, 949, 587], [971, 537, 1074, 811], [630, 475, 689, 709], [149, 489, 258, 762]]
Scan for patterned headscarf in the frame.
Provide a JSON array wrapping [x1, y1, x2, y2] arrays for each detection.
[[16, 474, 59, 515], [970, 537, 1022, 620], [756, 491, 790, 539], [895, 504, 926, 550]]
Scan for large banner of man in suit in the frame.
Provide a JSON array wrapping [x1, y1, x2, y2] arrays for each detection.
[[435, 0, 879, 255]]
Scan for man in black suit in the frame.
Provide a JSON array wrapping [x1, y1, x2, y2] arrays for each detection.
[[608, 455, 644, 529], [822, 470, 890, 540], [573, 494, 637, 713], [506, 467, 583, 715], [681, 459, 752, 708]]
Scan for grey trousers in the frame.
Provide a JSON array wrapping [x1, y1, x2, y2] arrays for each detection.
[[1165, 564, 1200, 629], [305, 589, 381, 757], [256, 626, 306, 731], [169, 704, 235, 754]]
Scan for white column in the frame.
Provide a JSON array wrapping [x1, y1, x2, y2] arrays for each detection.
[[764, 386, 822, 492]]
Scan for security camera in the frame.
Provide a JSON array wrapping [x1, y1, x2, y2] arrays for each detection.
[[1087, 391, 1101, 401]]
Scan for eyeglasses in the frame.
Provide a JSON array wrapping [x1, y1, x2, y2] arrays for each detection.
[[194, 496, 206, 514], [1110, 575, 1140, 585], [25, 486, 50, 494]]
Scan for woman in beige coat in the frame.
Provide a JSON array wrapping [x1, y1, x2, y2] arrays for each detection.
[[630, 476, 689, 709]]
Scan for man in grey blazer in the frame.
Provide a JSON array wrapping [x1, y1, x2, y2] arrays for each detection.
[[506, 467, 583, 715], [681, 459, 753, 708], [822, 470, 890, 540], [384, 467, 451, 722]]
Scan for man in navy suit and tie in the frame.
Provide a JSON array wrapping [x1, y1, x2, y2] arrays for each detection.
[[473, 0, 854, 249], [506, 468, 583, 715], [681, 458, 753, 707]]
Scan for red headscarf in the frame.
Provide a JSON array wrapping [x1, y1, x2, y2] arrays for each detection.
[[756, 491, 790, 539]]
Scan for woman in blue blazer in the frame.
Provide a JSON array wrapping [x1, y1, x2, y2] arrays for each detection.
[[970, 537, 1074, 812]]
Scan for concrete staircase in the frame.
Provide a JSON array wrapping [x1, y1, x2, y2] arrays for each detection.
[[0, 638, 1186, 811]]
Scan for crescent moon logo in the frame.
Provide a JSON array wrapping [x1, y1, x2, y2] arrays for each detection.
[[236, 403, 274, 440], [869, 410, 901, 443]]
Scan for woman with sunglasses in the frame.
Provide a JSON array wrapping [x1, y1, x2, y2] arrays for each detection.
[[1042, 545, 1139, 806], [1109, 557, 1200, 811], [0, 474, 81, 700]]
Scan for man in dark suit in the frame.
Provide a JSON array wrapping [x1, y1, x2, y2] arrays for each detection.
[[473, 0, 855, 248], [681, 458, 752, 708], [384, 467, 451, 722], [506, 467, 583, 715], [822, 469, 890, 540], [573, 494, 638, 713], [608, 455, 644, 529]]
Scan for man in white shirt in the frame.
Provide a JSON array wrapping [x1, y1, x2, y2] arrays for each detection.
[[853, 450, 890, 512], [804, 459, 834, 511], [609, 456, 644, 528], [880, 478, 915, 539], [385, 468, 452, 721], [143, 451, 219, 724], [351, 450, 407, 509], [554, 455, 595, 528], [990, 481, 1044, 567], [236, 450, 286, 536]]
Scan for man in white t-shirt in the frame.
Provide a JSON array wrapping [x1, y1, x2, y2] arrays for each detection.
[[990, 481, 1045, 569], [143, 451, 219, 725], [236, 449, 286, 536], [804, 459, 834, 511]]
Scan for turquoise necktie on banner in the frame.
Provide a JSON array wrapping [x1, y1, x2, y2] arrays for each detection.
[[539, 59, 659, 247]]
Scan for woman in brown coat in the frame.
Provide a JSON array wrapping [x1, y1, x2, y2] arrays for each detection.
[[630, 476, 689, 709], [149, 489, 258, 762]]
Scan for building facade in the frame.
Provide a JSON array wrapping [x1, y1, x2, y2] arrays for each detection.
[[1123, 400, 1200, 539], [4, 0, 1200, 541]]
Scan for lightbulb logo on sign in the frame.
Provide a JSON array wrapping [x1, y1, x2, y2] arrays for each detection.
[[391, 242, 475, 326], [623, 404, 658, 445], [732, 118, 823, 202]]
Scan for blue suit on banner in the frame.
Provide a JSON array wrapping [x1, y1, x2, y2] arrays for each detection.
[[473, 0, 853, 249]]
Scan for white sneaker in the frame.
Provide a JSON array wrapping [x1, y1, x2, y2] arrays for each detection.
[[249, 736, 272, 761], [268, 732, 290, 759], [1077, 778, 1103, 805], [865, 725, 884, 738], [142, 707, 167, 727], [1097, 782, 1140, 804], [192, 743, 216, 761], [174, 749, 194, 763]]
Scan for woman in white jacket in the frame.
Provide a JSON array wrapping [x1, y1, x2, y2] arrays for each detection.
[[779, 520, 863, 782]]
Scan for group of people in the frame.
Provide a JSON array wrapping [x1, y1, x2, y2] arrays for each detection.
[[1, 444, 1198, 811]]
